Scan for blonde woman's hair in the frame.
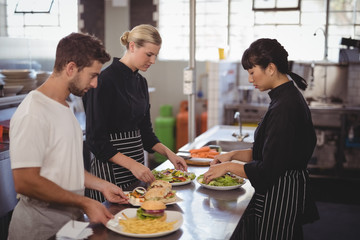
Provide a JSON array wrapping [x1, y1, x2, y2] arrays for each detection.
[[120, 24, 162, 49]]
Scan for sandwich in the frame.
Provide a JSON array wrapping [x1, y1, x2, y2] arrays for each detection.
[[136, 200, 166, 220], [148, 180, 172, 190], [144, 187, 177, 204], [145, 183, 177, 204]]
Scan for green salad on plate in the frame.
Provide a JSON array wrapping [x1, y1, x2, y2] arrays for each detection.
[[197, 173, 244, 186], [152, 168, 196, 183]]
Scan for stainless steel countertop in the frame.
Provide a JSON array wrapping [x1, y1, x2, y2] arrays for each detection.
[[179, 125, 255, 151], [88, 160, 255, 240]]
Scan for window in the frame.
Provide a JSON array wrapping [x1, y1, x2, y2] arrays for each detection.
[[253, 0, 300, 11], [158, 0, 229, 61], [158, 0, 360, 62], [5, 0, 77, 39]]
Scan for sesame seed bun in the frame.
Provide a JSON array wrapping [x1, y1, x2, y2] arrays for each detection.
[[141, 200, 166, 210]]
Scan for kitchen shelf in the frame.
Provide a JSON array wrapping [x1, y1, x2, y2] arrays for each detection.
[[0, 94, 26, 109]]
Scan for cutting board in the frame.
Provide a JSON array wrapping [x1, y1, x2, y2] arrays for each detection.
[[177, 153, 212, 166]]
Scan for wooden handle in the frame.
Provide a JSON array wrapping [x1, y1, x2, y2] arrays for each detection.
[[185, 159, 210, 166]]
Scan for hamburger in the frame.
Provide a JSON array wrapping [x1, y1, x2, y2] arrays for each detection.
[[136, 200, 166, 220]]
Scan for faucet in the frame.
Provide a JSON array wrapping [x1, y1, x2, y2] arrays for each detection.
[[313, 27, 328, 60], [232, 111, 249, 141]]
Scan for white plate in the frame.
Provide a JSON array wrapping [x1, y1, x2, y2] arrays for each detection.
[[197, 177, 246, 190], [125, 192, 183, 206], [0, 69, 34, 79], [171, 179, 192, 186], [3, 85, 23, 96], [106, 208, 183, 238], [152, 169, 196, 186]]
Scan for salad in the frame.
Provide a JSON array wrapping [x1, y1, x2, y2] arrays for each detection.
[[127, 187, 146, 204], [152, 168, 196, 183], [197, 173, 244, 186]]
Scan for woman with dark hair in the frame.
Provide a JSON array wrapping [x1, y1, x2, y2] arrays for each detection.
[[203, 38, 319, 239]]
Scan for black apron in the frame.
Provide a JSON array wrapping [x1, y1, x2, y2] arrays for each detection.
[[234, 169, 319, 240], [88, 130, 145, 202]]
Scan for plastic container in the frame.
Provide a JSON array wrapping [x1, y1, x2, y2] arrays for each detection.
[[155, 105, 176, 162], [176, 101, 188, 151], [200, 111, 207, 134]]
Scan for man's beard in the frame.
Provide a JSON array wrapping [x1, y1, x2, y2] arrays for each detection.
[[68, 75, 85, 97]]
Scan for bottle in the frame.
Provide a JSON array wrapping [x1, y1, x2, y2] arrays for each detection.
[[176, 101, 188, 151], [155, 105, 176, 163]]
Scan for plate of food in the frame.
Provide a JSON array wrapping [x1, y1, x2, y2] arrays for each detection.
[[196, 173, 245, 190], [126, 180, 182, 206], [152, 168, 196, 186], [125, 187, 146, 205], [106, 201, 183, 238]]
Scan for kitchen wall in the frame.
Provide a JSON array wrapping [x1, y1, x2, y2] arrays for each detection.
[[103, 1, 207, 124], [0, 1, 207, 126], [0, 37, 57, 71]]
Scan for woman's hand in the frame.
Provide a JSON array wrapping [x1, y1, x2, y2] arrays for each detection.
[[203, 163, 229, 184], [152, 143, 188, 171], [129, 161, 156, 183], [211, 152, 233, 165], [110, 153, 155, 183], [168, 154, 187, 171]]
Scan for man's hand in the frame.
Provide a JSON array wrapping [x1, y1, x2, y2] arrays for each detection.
[[82, 198, 114, 225]]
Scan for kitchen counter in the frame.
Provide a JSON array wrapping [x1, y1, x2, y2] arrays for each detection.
[[88, 160, 255, 240], [85, 125, 256, 239], [179, 125, 255, 152]]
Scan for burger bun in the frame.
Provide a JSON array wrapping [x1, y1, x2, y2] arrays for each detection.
[[141, 200, 166, 210]]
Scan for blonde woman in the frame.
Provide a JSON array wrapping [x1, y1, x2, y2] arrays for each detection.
[[83, 24, 187, 202]]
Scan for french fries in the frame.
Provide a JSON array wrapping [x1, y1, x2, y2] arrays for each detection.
[[189, 146, 220, 159]]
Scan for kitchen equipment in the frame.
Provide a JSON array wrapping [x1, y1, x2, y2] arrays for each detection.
[[238, 85, 254, 103], [0, 84, 4, 97]]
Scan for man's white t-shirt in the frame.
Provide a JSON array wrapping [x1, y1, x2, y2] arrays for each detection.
[[10, 90, 85, 191]]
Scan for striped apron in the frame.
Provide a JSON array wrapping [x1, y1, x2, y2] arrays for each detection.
[[88, 130, 145, 202], [235, 170, 316, 240]]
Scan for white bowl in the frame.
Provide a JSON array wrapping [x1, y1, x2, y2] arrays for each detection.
[[4, 85, 24, 96], [0, 69, 35, 79]]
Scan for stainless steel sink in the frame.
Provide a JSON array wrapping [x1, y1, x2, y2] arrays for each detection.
[[203, 140, 253, 152]]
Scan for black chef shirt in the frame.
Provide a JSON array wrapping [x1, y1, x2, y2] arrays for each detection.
[[244, 81, 317, 193], [83, 58, 160, 162]]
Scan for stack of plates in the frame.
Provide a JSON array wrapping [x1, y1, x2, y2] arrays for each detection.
[[36, 71, 51, 86], [3, 85, 24, 96], [0, 69, 37, 94]]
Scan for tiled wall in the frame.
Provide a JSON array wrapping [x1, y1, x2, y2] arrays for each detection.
[[207, 61, 360, 130], [292, 62, 360, 106], [207, 61, 239, 129], [0, 0, 5, 37]]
